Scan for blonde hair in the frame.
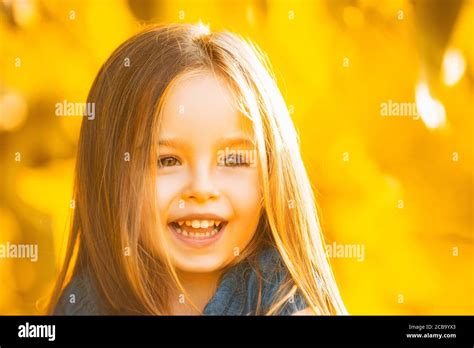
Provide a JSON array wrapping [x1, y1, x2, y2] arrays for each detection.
[[48, 23, 347, 315]]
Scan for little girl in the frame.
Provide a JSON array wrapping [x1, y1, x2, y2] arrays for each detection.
[[49, 23, 347, 315]]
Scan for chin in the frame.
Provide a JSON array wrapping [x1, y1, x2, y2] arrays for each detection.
[[170, 252, 230, 274]]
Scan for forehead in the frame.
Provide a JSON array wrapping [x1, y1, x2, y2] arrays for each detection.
[[158, 71, 254, 142]]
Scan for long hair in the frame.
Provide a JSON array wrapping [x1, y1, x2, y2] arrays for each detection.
[[48, 23, 347, 315]]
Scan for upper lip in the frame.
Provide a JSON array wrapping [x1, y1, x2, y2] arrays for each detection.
[[169, 213, 228, 223]]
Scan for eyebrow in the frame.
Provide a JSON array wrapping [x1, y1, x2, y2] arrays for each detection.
[[158, 138, 188, 149], [158, 136, 256, 149], [217, 136, 256, 148]]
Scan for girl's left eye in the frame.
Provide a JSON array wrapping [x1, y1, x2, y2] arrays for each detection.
[[158, 156, 181, 168], [219, 154, 250, 167]]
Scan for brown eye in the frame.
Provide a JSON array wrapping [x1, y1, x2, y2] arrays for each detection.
[[158, 156, 181, 168], [223, 154, 249, 167]]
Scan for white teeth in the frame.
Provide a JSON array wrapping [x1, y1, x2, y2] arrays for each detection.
[[172, 223, 223, 239], [172, 219, 226, 239], [176, 219, 223, 229]]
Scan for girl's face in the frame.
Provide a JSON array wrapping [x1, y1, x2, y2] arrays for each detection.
[[155, 71, 262, 274]]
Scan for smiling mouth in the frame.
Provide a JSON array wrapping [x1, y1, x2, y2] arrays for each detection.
[[168, 219, 228, 240]]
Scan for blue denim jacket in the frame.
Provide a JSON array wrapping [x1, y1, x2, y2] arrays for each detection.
[[54, 248, 308, 315]]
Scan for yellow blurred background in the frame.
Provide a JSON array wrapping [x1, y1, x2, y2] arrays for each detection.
[[0, 0, 472, 314]]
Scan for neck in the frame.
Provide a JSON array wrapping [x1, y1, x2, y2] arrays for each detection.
[[168, 269, 222, 315]]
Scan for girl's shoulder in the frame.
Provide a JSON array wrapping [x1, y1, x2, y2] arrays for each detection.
[[53, 247, 308, 315], [203, 247, 308, 315], [250, 247, 309, 315], [53, 272, 102, 315]]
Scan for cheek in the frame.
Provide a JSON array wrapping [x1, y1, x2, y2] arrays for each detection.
[[155, 175, 185, 216], [222, 170, 262, 232]]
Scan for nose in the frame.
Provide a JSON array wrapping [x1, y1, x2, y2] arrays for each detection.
[[183, 165, 219, 203]]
